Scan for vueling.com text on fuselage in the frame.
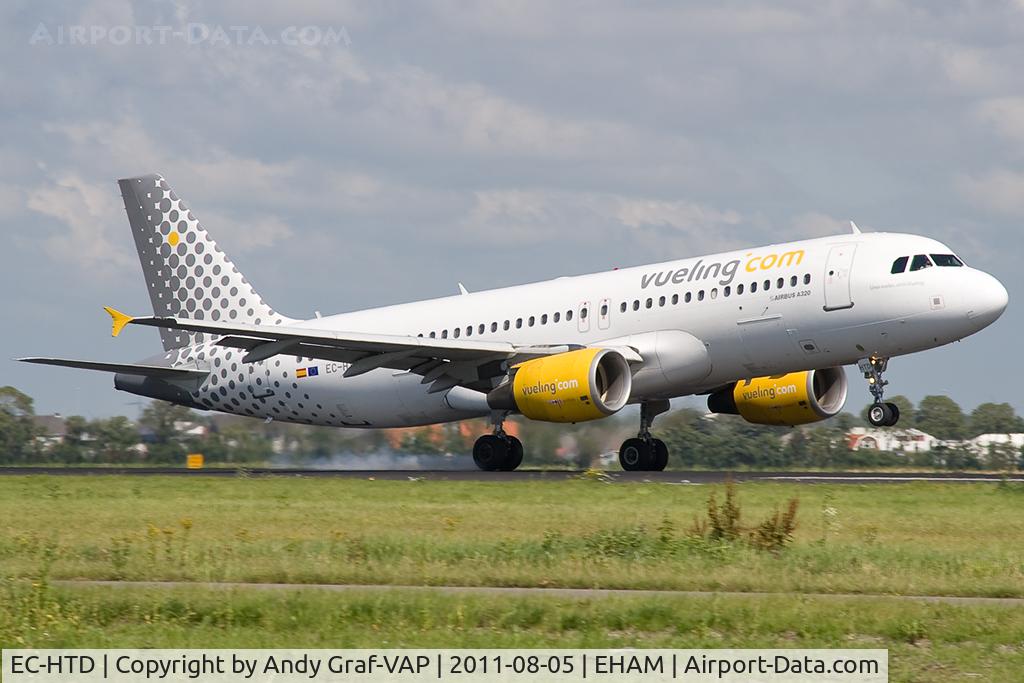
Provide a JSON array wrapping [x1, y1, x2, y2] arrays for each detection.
[[640, 250, 806, 289]]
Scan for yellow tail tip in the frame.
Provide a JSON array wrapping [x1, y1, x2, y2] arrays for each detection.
[[104, 307, 134, 338]]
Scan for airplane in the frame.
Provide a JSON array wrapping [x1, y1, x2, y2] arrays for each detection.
[[20, 173, 1009, 471]]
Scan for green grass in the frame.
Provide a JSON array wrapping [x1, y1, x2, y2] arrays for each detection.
[[1, 476, 1023, 597], [2, 475, 1024, 681], [3, 582, 1024, 682]]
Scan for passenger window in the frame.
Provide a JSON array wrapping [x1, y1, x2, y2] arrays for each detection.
[[516, 318, 523, 329], [466, 326, 472, 337], [931, 254, 964, 267], [724, 286, 731, 297], [777, 277, 784, 289], [645, 298, 652, 309], [737, 284, 744, 295], [764, 280, 771, 291], [909, 254, 933, 271], [790, 276, 797, 287], [633, 300, 640, 311], [751, 281, 758, 293], [442, 330, 448, 339], [698, 290, 705, 301], [554, 312, 560, 322], [453, 328, 460, 338], [429, 331, 436, 338], [541, 314, 548, 324], [685, 292, 692, 303], [658, 296, 665, 307], [891, 256, 909, 274], [490, 322, 497, 333], [528, 316, 535, 327], [620, 302, 627, 313], [671, 293, 679, 304], [581, 307, 588, 319], [566, 310, 573, 321], [600, 304, 608, 316], [710, 288, 718, 299], [479, 324, 485, 334], [803, 274, 811, 285], [503, 320, 510, 331]]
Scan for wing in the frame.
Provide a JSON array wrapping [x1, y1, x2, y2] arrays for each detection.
[[18, 357, 209, 379], [105, 309, 625, 393]]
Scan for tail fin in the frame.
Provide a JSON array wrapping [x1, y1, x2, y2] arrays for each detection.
[[118, 173, 292, 351]]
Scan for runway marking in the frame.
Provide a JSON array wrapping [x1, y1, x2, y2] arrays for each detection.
[[50, 580, 1024, 606], [1, 467, 1021, 484], [767, 476, 1024, 483]]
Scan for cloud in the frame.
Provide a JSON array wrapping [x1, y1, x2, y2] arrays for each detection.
[[26, 172, 134, 271], [789, 212, 852, 239], [957, 169, 1024, 216], [458, 188, 746, 256], [975, 97, 1024, 146]]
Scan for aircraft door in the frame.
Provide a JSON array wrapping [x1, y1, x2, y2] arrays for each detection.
[[577, 301, 591, 333], [823, 244, 858, 311], [597, 298, 611, 330]]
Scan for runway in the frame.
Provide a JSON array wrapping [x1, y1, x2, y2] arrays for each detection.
[[1, 466, 1020, 483]]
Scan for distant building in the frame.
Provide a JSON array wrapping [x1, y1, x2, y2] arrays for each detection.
[[968, 433, 1024, 456], [32, 414, 67, 450], [846, 427, 938, 453]]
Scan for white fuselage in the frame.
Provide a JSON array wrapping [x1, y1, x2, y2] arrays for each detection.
[[162, 232, 1007, 427]]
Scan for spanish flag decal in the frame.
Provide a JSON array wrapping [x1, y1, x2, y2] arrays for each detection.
[[296, 366, 319, 379], [296, 368, 307, 378]]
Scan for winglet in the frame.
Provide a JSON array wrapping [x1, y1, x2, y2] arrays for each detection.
[[849, 220, 862, 235], [104, 307, 134, 338]]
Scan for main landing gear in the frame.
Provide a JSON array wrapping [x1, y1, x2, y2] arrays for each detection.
[[619, 400, 671, 472], [859, 356, 901, 427], [472, 414, 524, 471]]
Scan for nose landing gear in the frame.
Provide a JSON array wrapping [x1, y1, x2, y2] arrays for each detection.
[[859, 356, 901, 427], [619, 400, 671, 471]]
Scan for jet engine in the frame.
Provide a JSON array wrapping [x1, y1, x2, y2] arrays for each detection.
[[707, 367, 848, 426], [487, 347, 632, 423]]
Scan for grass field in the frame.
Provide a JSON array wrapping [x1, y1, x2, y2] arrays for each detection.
[[2, 475, 1024, 681]]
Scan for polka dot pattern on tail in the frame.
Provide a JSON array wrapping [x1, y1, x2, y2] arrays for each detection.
[[117, 173, 292, 351]]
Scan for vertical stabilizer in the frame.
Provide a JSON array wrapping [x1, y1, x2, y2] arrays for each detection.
[[118, 173, 292, 351]]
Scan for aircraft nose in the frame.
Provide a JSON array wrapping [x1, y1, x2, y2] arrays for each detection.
[[966, 271, 1009, 329]]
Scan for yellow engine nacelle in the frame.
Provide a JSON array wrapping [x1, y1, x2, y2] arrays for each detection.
[[487, 348, 632, 423], [707, 367, 848, 426]]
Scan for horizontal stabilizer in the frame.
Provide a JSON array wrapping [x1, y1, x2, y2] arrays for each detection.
[[18, 357, 208, 379]]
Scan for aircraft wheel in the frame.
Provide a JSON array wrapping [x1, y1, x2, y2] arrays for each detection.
[[651, 438, 669, 471], [501, 436, 524, 471], [884, 402, 900, 426], [619, 438, 652, 471], [473, 434, 508, 471], [867, 403, 896, 428]]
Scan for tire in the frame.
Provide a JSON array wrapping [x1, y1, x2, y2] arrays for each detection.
[[651, 438, 669, 471], [473, 435, 508, 471], [619, 438, 652, 471], [502, 436, 524, 471], [884, 402, 901, 427], [867, 403, 894, 427]]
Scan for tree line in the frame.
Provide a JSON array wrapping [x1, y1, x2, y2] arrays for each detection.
[[1, 385, 1022, 470]]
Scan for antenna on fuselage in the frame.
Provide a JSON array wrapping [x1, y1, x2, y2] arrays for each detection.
[[458, 283, 469, 295], [849, 220, 862, 235]]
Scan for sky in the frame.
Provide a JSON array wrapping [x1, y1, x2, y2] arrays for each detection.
[[1, 0, 1022, 419]]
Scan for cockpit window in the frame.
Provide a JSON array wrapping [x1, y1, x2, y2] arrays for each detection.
[[909, 254, 933, 272], [931, 254, 964, 267], [891, 256, 909, 274]]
